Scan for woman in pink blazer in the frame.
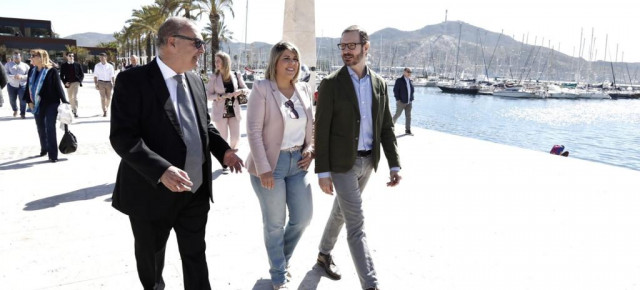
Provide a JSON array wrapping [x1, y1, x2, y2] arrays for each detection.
[[245, 41, 314, 290], [206, 51, 250, 150]]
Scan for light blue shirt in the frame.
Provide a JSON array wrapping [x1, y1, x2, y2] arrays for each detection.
[[348, 66, 374, 152], [404, 76, 412, 104], [7, 61, 30, 88]]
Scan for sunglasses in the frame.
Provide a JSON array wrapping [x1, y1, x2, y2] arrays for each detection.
[[173, 34, 205, 49], [285, 100, 299, 119]]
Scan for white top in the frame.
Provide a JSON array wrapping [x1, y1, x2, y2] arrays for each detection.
[[279, 90, 307, 150], [156, 57, 195, 128], [94, 62, 114, 81]]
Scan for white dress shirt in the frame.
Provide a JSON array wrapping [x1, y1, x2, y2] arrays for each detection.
[[156, 57, 195, 127], [94, 62, 114, 82]]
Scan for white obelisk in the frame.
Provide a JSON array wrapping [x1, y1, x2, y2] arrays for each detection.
[[282, 0, 317, 90]]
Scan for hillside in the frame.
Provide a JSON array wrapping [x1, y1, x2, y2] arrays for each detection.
[[64, 32, 115, 47]]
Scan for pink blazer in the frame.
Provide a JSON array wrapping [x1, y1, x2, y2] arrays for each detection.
[[205, 71, 250, 122], [246, 79, 315, 176]]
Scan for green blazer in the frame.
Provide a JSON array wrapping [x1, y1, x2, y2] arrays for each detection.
[[314, 65, 400, 173]]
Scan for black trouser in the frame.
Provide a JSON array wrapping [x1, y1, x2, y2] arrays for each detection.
[[129, 188, 211, 290]]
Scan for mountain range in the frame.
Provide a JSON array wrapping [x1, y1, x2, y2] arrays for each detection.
[[64, 32, 115, 47], [65, 21, 640, 83]]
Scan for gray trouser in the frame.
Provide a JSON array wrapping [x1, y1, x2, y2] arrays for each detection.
[[319, 156, 378, 289], [392, 100, 412, 131]]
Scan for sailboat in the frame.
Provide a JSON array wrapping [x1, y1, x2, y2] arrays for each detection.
[[437, 23, 479, 95]]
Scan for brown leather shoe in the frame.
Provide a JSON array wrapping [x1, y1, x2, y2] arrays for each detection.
[[317, 252, 341, 280]]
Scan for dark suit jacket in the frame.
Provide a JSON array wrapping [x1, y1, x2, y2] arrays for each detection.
[[22, 67, 68, 108], [393, 76, 414, 104], [314, 66, 400, 173], [59, 62, 85, 86], [109, 59, 230, 220], [0, 62, 7, 89]]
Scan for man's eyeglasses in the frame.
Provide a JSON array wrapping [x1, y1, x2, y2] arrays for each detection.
[[337, 43, 362, 50], [285, 100, 299, 119], [172, 35, 205, 49]]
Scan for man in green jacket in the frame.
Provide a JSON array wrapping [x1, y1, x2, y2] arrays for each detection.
[[314, 25, 402, 290]]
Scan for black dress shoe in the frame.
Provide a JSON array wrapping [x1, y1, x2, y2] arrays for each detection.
[[317, 252, 341, 280], [49, 159, 58, 163], [405, 130, 413, 135]]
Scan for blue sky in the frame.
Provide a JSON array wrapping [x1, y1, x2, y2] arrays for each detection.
[[5, 0, 639, 62]]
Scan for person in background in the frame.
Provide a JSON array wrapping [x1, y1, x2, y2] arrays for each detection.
[[93, 52, 115, 117], [392, 67, 414, 135], [124, 55, 140, 70], [22, 49, 70, 162], [60, 52, 85, 118], [550, 145, 570, 157], [7, 52, 31, 118], [313, 25, 402, 290], [245, 41, 315, 290], [205, 51, 249, 152], [109, 17, 244, 290]]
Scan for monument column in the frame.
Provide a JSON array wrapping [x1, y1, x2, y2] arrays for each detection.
[[282, 0, 317, 90]]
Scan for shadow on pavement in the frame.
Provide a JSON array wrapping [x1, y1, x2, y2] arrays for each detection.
[[298, 265, 325, 290], [74, 119, 111, 125], [0, 156, 58, 170], [252, 278, 272, 290], [23, 183, 115, 211], [211, 168, 225, 181]]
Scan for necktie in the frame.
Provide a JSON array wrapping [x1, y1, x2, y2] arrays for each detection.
[[174, 75, 204, 192]]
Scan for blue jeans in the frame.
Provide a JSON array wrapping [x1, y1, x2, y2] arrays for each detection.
[[319, 155, 377, 289], [8, 85, 27, 115], [250, 150, 313, 285], [34, 104, 59, 160]]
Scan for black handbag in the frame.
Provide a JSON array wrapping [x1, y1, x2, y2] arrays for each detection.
[[237, 93, 248, 104], [59, 124, 77, 154], [223, 98, 236, 118]]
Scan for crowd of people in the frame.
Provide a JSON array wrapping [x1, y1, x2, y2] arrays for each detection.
[[2, 16, 407, 290]]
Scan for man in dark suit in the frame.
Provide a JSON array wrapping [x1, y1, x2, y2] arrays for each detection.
[[109, 17, 244, 290], [124, 54, 140, 70], [392, 67, 415, 135], [314, 25, 402, 290], [59, 53, 84, 117]]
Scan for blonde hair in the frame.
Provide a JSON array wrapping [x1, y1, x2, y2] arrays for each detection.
[[265, 41, 300, 83], [214, 51, 232, 81], [31, 49, 52, 69]]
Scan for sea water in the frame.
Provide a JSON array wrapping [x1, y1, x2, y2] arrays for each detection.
[[390, 87, 640, 171]]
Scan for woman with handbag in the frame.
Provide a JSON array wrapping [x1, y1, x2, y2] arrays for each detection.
[[23, 49, 69, 163], [245, 41, 315, 290], [206, 51, 250, 151]]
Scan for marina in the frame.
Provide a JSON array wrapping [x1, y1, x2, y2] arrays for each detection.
[[390, 86, 640, 171]]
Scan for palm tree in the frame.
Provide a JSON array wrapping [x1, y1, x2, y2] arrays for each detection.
[[128, 4, 168, 60], [201, 31, 212, 73], [203, 0, 235, 54]]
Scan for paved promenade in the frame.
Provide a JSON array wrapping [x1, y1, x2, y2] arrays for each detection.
[[2, 77, 640, 289]]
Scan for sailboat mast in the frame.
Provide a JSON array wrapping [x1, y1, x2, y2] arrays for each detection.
[[244, 0, 249, 69], [454, 22, 461, 83]]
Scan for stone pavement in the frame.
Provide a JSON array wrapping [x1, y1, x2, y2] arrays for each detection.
[[2, 77, 640, 289]]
